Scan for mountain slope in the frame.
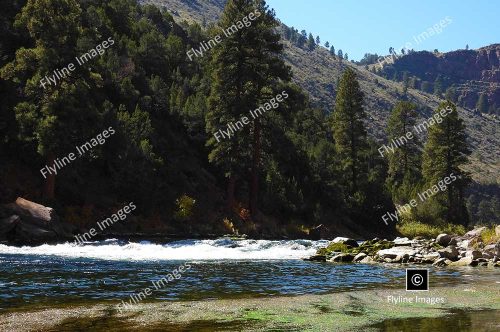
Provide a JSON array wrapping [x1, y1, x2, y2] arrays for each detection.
[[145, 0, 499, 185]]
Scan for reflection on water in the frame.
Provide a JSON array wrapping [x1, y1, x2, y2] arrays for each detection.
[[370, 309, 500, 332]]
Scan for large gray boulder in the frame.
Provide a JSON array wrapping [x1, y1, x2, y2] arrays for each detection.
[[377, 246, 416, 260], [331, 237, 359, 248], [0, 198, 75, 245], [438, 245, 459, 261]]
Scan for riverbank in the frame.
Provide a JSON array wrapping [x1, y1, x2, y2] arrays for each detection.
[[1, 281, 498, 331]]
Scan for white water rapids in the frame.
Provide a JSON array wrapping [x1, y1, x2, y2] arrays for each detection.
[[0, 238, 329, 261]]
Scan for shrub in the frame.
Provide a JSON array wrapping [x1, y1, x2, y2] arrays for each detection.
[[480, 226, 499, 244], [174, 194, 196, 221]]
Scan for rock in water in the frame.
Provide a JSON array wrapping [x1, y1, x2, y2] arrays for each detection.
[[449, 256, 478, 267], [328, 253, 355, 262], [436, 233, 452, 246], [438, 245, 459, 261], [353, 252, 367, 262], [465, 250, 482, 260]]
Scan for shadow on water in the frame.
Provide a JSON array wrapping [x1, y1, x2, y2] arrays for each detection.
[[369, 309, 500, 332]]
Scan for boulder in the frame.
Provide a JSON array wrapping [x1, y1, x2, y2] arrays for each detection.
[[305, 254, 326, 262], [377, 246, 416, 260], [438, 245, 459, 261], [436, 233, 452, 246], [7, 197, 58, 222], [465, 250, 482, 260], [353, 252, 367, 262], [0, 198, 73, 245], [483, 243, 500, 257], [0, 215, 20, 238], [393, 237, 414, 246], [423, 252, 440, 263], [331, 237, 359, 248], [328, 253, 354, 263], [359, 256, 375, 264], [432, 258, 452, 267], [449, 256, 478, 267], [464, 227, 486, 239]]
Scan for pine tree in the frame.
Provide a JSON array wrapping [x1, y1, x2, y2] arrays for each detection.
[[385, 102, 421, 203], [337, 49, 343, 60], [330, 45, 335, 56], [206, 0, 290, 215], [476, 94, 488, 113], [307, 33, 315, 50], [324, 41, 329, 48], [0, 0, 101, 200], [315, 35, 320, 45], [421, 101, 471, 225], [332, 68, 368, 196]]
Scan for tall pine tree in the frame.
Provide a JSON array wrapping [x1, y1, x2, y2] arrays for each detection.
[[421, 101, 471, 225], [332, 68, 368, 197], [206, 0, 290, 216], [386, 101, 421, 203]]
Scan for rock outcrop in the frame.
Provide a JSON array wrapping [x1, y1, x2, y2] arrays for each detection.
[[307, 227, 500, 268], [0, 198, 76, 245]]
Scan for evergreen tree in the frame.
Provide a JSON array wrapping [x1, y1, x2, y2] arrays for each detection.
[[307, 33, 315, 50], [344, 53, 348, 60], [324, 41, 329, 48], [315, 35, 320, 45], [330, 45, 335, 56], [206, 0, 290, 215], [337, 49, 343, 59], [421, 101, 471, 225], [445, 87, 457, 102], [476, 93, 488, 113], [0, 0, 101, 199], [385, 102, 421, 203], [332, 68, 368, 196]]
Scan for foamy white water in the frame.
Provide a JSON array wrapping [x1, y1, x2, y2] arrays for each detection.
[[0, 238, 328, 261]]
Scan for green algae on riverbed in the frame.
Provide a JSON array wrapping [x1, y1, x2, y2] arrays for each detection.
[[1, 283, 499, 331]]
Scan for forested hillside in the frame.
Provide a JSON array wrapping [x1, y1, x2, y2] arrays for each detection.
[[1, 0, 498, 243]]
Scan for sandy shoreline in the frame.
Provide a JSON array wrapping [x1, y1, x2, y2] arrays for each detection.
[[1, 281, 499, 331]]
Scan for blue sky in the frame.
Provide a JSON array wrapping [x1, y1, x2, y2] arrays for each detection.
[[266, 0, 500, 61]]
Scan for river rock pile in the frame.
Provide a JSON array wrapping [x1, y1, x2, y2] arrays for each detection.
[[306, 226, 500, 268]]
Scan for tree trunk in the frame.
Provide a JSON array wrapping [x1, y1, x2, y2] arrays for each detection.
[[250, 119, 261, 216], [226, 174, 237, 212], [43, 153, 55, 200]]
